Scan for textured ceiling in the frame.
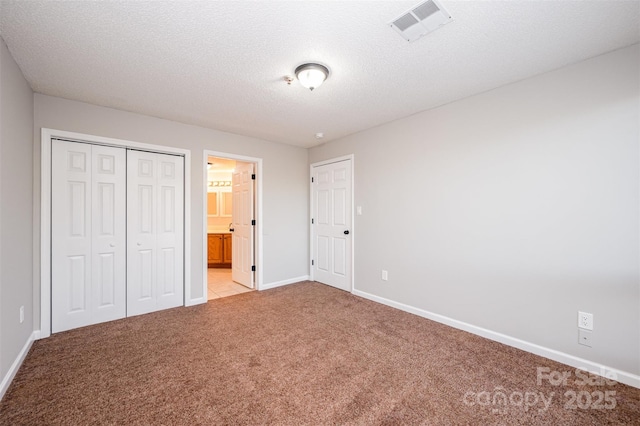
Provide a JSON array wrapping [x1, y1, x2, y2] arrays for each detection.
[[1, 1, 638, 148]]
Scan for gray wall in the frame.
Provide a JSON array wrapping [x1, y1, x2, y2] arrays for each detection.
[[0, 38, 34, 378], [309, 45, 640, 375], [33, 94, 309, 328]]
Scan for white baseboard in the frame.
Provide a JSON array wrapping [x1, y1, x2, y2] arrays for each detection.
[[261, 275, 310, 291], [0, 331, 36, 400], [353, 289, 640, 389]]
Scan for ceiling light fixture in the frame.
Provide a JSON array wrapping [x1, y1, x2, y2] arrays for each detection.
[[295, 63, 329, 91]]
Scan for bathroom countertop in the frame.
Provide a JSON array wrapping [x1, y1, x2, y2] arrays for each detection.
[[207, 228, 231, 234]]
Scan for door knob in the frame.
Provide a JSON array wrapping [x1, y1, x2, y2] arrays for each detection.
[[109, 243, 115, 247], [344, 230, 350, 235], [137, 242, 142, 246]]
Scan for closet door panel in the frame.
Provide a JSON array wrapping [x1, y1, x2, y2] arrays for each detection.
[[127, 150, 158, 316], [52, 140, 93, 332], [52, 140, 126, 332], [127, 150, 184, 316], [157, 154, 184, 309], [91, 145, 126, 323]]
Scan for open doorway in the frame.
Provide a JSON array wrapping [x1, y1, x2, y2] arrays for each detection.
[[204, 152, 261, 300]]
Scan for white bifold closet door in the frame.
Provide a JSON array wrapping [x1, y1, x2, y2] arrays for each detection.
[[51, 140, 126, 333], [127, 150, 184, 317]]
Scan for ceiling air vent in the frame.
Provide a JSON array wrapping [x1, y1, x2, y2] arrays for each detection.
[[389, 0, 453, 42]]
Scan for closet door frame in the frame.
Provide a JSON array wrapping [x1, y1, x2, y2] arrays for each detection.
[[40, 128, 193, 339]]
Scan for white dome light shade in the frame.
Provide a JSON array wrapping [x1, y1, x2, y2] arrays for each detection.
[[295, 63, 329, 91]]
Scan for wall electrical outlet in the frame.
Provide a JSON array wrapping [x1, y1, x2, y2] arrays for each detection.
[[578, 311, 593, 330], [579, 329, 592, 347], [381, 270, 388, 281], [19, 306, 24, 324]]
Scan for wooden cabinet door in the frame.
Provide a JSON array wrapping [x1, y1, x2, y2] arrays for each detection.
[[223, 234, 233, 265], [207, 192, 219, 216], [220, 191, 233, 217], [207, 234, 223, 265]]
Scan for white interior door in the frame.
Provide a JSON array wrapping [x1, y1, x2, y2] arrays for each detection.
[[312, 159, 352, 292], [127, 150, 184, 316], [52, 140, 126, 332], [231, 162, 254, 288]]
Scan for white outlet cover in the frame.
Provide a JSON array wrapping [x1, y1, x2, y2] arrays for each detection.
[[578, 311, 593, 330], [579, 329, 592, 347]]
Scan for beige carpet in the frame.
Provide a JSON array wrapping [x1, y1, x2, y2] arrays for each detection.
[[1, 281, 638, 425]]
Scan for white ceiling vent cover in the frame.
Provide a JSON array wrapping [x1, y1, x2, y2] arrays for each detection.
[[389, 0, 453, 42]]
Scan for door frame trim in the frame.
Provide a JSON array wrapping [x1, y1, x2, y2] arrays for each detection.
[[40, 128, 192, 338], [203, 151, 263, 296], [309, 155, 355, 292]]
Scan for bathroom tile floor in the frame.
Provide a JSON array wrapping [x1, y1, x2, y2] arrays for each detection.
[[207, 268, 254, 300]]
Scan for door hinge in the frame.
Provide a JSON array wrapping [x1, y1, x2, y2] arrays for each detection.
[[251, 265, 256, 272], [251, 219, 256, 226], [251, 174, 256, 180], [311, 177, 314, 183], [311, 218, 314, 224], [311, 260, 314, 266]]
